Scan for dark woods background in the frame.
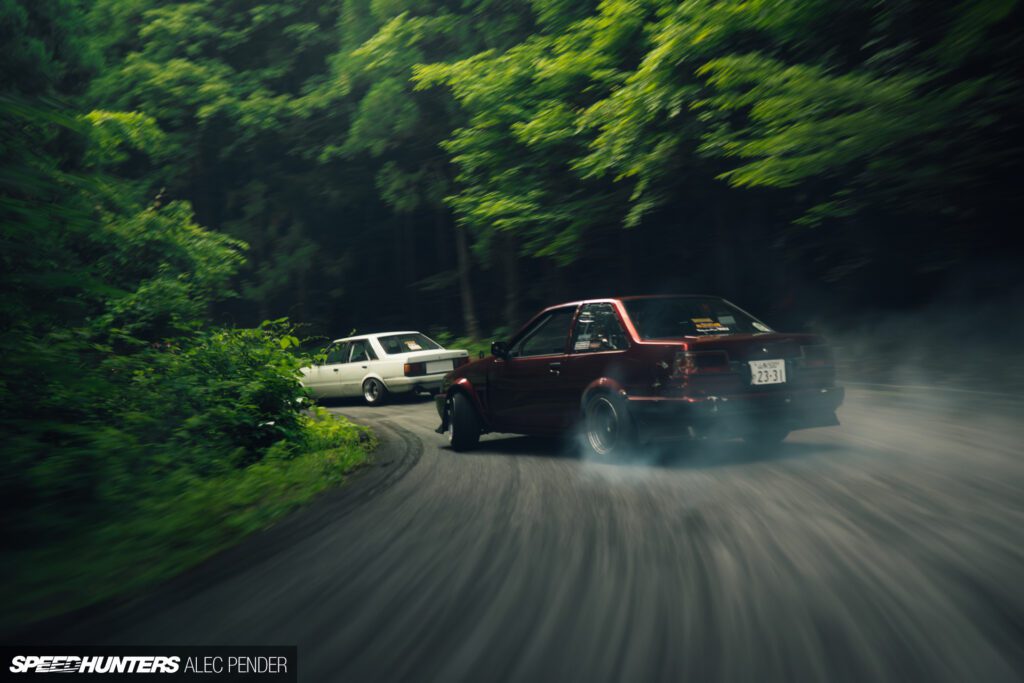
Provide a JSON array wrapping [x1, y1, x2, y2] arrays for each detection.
[[7, 0, 1017, 339]]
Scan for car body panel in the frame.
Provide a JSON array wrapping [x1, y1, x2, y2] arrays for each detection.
[[301, 331, 468, 400], [487, 354, 569, 433], [437, 295, 844, 440]]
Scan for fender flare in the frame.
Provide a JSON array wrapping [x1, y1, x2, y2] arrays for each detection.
[[442, 378, 491, 431], [580, 377, 628, 412]]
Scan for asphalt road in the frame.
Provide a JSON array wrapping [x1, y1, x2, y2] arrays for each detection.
[[30, 387, 1024, 682]]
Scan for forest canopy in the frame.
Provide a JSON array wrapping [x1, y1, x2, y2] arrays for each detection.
[[5, 0, 1011, 338]]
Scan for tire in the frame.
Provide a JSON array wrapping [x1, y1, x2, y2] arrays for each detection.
[[582, 393, 636, 459], [448, 392, 481, 451], [362, 377, 388, 405]]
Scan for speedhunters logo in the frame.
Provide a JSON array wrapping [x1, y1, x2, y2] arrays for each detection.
[[10, 655, 180, 673], [4, 648, 296, 681]]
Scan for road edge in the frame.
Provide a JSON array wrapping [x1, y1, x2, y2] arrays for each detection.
[[5, 418, 420, 645]]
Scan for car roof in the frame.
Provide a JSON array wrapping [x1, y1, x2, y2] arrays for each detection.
[[330, 331, 423, 344], [539, 294, 720, 311], [616, 294, 719, 301]]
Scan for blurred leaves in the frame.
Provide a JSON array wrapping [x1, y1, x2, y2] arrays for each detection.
[[0, 3, 355, 555]]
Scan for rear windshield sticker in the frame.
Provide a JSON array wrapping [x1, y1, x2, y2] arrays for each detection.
[[692, 317, 730, 332], [405, 340, 422, 350], [753, 321, 771, 332]]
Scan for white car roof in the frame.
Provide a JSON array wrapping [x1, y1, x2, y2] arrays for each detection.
[[331, 331, 423, 344]]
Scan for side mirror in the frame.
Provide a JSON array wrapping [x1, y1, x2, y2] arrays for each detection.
[[491, 340, 509, 358]]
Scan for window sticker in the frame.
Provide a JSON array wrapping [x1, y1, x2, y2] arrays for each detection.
[[692, 317, 730, 333], [405, 340, 422, 350], [719, 315, 736, 325], [753, 321, 771, 332]]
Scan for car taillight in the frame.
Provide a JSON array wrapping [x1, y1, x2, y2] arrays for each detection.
[[453, 356, 470, 368], [673, 351, 730, 376], [800, 345, 834, 368], [404, 361, 427, 376]]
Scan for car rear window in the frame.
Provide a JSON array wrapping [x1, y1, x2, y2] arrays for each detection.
[[624, 297, 770, 339], [378, 333, 441, 354]]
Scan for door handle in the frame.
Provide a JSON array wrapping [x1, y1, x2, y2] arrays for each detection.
[[548, 361, 562, 374], [333, 368, 339, 372], [361, 365, 368, 369]]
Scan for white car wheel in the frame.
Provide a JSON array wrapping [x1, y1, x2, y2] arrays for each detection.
[[362, 378, 387, 405]]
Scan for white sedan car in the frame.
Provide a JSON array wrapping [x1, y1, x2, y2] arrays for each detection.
[[301, 331, 469, 405]]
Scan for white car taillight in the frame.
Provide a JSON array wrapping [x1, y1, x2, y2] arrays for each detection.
[[404, 362, 427, 376]]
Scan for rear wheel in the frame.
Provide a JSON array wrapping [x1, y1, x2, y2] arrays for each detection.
[[583, 393, 635, 458], [362, 378, 387, 405], [448, 392, 481, 451]]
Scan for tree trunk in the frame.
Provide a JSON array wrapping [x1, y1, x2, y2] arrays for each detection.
[[501, 232, 520, 330], [618, 225, 632, 293], [453, 221, 481, 340], [545, 258, 567, 303], [294, 220, 307, 323], [713, 191, 738, 297]]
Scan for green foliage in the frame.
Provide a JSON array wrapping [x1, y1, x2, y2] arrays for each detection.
[[429, 329, 494, 360], [415, 26, 619, 263], [415, 0, 1024, 293], [83, 109, 168, 166], [68, 0, 1021, 331], [1, 2, 374, 613], [4, 409, 372, 631], [690, 0, 1023, 228]]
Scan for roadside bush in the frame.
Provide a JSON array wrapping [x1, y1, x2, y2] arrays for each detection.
[[3, 406, 374, 631], [0, 95, 367, 549], [1, 12, 374, 629], [0, 316, 330, 544]]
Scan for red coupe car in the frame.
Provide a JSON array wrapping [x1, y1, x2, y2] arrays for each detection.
[[435, 295, 844, 456]]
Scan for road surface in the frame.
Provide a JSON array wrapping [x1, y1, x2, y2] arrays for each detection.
[[27, 388, 1024, 681]]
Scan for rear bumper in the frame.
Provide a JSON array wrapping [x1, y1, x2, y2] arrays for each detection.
[[628, 385, 845, 439], [384, 374, 445, 394]]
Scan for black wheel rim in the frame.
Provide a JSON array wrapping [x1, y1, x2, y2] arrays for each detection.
[[586, 397, 619, 455]]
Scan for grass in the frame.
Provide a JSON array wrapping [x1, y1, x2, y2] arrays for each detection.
[[2, 410, 375, 634]]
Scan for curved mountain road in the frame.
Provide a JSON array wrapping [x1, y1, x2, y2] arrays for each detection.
[[31, 387, 1024, 682]]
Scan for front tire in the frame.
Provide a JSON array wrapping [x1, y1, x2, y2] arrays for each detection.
[[362, 378, 388, 405], [448, 392, 481, 451], [582, 393, 635, 458]]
